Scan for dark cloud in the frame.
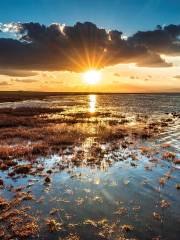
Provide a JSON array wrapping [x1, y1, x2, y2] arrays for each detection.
[[128, 24, 180, 56], [0, 22, 178, 74]]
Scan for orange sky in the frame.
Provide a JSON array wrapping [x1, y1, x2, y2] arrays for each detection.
[[1, 55, 180, 93]]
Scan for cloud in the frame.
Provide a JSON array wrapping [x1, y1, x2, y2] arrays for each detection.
[[0, 69, 38, 77], [130, 76, 140, 79], [0, 22, 22, 33], [114, 73, 121, 77], [0, 81, 11, 86], [174, 75, 180, 79], [0, 22, 178, 74], [128, 24, 180, 56], [11, 78, 38, 83]]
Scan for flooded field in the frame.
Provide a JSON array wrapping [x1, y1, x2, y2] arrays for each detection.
[[0, 93, 180, 240]]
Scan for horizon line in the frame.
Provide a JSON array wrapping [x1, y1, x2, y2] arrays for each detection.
[[0, 91, 180, 94]]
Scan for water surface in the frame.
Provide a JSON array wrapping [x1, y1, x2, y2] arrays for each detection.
[[0, 93, 180, 240]]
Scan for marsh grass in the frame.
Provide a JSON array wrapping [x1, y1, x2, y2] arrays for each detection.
[[0, 103, 179, 240], [0, 105, 171, 163], [0, 194, 38, 239]]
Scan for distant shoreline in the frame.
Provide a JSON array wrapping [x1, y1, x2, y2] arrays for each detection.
[[0, 91, 180, 103]]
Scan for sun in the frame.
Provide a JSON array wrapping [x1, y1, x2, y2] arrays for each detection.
[[83, 70, 101, 84]]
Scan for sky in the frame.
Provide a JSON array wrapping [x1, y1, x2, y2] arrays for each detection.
[[0, 0, 180, 92]]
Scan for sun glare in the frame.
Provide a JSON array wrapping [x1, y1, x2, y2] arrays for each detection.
[[83, 70, 101, 84], [89, 94, 96, 113]]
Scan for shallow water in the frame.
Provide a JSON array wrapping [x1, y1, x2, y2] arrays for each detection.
[[0, 93, 180, 240], [1, 93, 180, 112]]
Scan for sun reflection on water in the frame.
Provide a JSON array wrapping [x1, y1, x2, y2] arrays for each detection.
[[89, 95, 96, 113]]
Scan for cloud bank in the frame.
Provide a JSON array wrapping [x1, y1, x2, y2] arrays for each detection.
[[0, 22, 180, 75]]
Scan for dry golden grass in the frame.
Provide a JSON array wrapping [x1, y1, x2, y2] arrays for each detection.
[[0, 106, 173, 171]]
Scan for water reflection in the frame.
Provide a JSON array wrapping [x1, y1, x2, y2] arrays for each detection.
[[89, 94, 96, 113]]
